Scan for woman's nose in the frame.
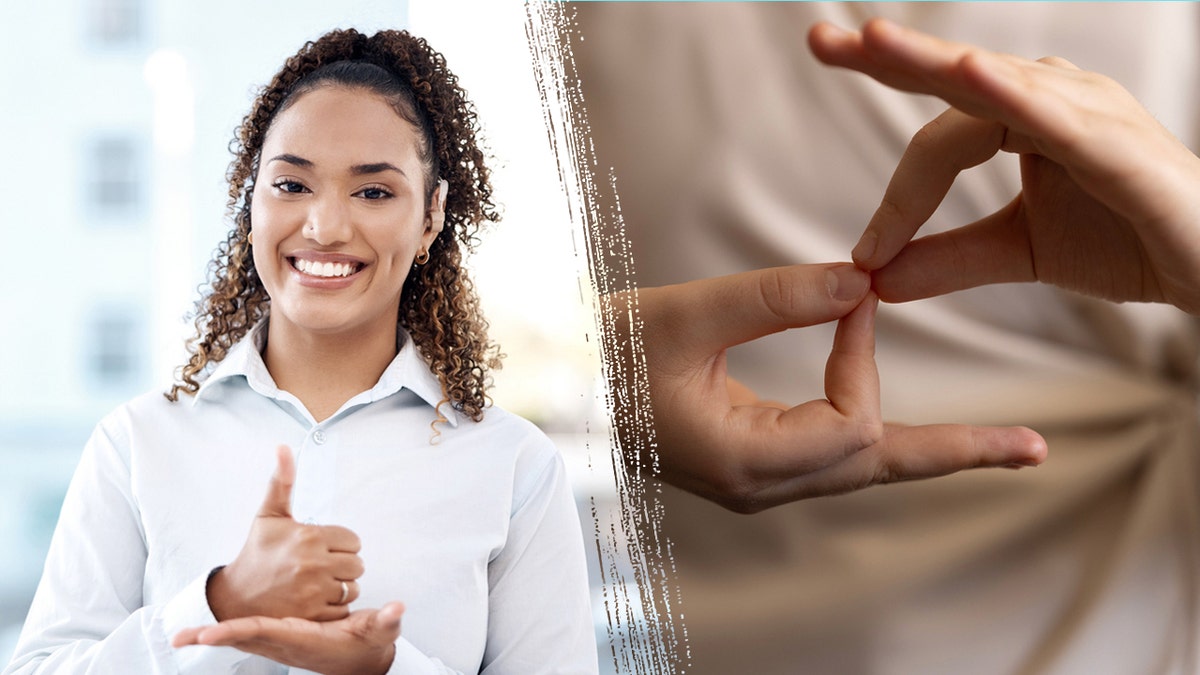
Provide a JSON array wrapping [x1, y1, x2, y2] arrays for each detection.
[[304, 194, 352, 245]]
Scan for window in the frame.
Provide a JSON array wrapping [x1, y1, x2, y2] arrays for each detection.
[[88, 0, 143, 47], [85, 135, 142, 219], [88, 310, 141, 387]]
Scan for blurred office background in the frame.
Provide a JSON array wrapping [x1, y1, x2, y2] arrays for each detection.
[[0, 0, 625, 667]]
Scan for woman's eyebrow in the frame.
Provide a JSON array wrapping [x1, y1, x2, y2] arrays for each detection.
[[350, 162, 406, 177], [266, 154, 405, 177], [267, 153, 312, 168]]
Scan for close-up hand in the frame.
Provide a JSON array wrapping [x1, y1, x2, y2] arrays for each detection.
[[621, 263, 1046, 513], [809, 18, 1200, 315], [207, 445, 365, 622], [173, 602, 404, 675]]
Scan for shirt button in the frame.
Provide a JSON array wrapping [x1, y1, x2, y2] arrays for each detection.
[[313, 429, 326, 444]]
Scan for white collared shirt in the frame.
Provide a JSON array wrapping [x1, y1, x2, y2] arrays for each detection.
[[5, 323, 598, 674]]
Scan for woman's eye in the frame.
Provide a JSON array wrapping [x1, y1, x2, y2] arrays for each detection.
[[273, 180, 308, 194], [358, 187, 393, 200]]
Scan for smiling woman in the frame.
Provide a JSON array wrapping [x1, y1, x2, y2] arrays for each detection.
[[5, 28, 597, 675]]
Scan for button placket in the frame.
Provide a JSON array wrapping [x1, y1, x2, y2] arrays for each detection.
[[292, 426, 336, 524]]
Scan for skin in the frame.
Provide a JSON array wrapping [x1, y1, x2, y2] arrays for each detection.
[[177, 84, 446, 674], [206, 446, 364, 623], [172, 602, 405, 675], [623, 264, 1045, 514], [251, 85, 443, 422], [629, 17, 1200, 512], [809, 18, 1200, 315]]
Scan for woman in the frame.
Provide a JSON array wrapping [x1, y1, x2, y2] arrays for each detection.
[[5, 29, 596, 675]]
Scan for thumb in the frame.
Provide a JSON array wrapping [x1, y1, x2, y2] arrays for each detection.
[[374, 602, 405, 639], [871, 200, 1033, 303], [258, 445, 295, 518]]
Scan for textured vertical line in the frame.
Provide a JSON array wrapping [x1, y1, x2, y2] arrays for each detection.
[[524, 3, 690, 673]]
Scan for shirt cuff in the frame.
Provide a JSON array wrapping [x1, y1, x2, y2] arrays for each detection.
[[160, 568, 252, 673], [387, 636, 454, 674]]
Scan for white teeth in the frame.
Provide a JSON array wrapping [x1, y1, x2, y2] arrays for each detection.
[[294, 259, 356, 278]]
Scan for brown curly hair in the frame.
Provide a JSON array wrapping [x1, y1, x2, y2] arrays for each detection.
[[166, 28, 501, 422]]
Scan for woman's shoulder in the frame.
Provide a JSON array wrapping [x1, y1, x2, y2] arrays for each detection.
[[463, 403, 556, 453], [89, 386, 205, 444], [455, 403, 562, 477]]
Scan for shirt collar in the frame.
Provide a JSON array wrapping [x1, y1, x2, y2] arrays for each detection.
[[194, 321, 458, 427]]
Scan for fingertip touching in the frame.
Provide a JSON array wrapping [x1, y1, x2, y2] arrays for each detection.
[[826, 264, 871, 303], [851, 229, 880, 269]]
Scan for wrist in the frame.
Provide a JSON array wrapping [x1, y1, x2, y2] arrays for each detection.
[[205, 565, 238, 622]]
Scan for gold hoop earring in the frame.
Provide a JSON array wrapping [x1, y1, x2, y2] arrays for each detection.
[[415, 248, 430, 265], [247, 231, 254, 246]]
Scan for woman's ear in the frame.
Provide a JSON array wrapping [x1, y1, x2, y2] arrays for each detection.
[[425, 178, 448, 237]]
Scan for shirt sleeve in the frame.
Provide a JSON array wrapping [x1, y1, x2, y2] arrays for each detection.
[[480, 446, 599, 674], [381, 638, 465, 674], [3, 418, 250, 675]]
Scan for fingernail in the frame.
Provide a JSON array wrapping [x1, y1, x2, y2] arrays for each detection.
[[852, 230, 878, 265], [827, 265, 870, 302]]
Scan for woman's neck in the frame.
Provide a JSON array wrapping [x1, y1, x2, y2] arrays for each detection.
[[262, 320, 399, 423]]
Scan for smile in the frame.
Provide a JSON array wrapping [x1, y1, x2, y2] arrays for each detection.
[[290, 258, 364, 278]]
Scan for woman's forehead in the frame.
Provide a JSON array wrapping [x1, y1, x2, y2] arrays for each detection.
[[262, 86, 424, 171]]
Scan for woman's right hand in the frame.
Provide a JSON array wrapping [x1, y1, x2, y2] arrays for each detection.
[[207, 445, 365, 622]]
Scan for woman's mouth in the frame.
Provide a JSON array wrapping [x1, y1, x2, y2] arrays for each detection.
[[290, 257, 364, 278]]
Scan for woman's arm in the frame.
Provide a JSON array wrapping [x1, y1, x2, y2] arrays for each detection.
[[482, 443, 597, 674], [4, 419, 250, 675]]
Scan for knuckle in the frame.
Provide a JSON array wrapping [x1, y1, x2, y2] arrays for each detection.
[[857, 418, 885, 449], [294, 527, 322, 546], [875, 194, 907, 224], [908, 119, 942, 153], [289, 559, 320, 581], [755, 268, 798, 325]]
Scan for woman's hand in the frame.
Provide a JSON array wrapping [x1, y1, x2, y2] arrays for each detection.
[[207, 445, 365, 622], [173, 602, 404, 675], [809, 18, 1200, 314], [619, 263, 1045, 513]]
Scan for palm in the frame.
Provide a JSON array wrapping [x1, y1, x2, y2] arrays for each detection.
[[174, 603, 403, 675]]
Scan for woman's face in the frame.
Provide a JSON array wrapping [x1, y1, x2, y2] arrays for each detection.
[[250, 85, 440, 343]]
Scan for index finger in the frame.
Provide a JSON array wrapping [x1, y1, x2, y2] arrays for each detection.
[[192, 615, 284, 647], [853, 108, 1006, 270], [318, 525, 362, 554]]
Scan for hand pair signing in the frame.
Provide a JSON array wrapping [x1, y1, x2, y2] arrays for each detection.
[[630, 19, 1200, 512], [172, 446, 401, 675]]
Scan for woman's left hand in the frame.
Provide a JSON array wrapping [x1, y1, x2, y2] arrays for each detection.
[[172, 602, 403, 675], [809, 18, 1200, 315]]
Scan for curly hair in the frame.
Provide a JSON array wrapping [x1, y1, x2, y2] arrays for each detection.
[[166, 28, 501, 422]]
